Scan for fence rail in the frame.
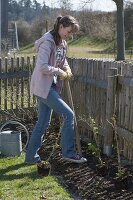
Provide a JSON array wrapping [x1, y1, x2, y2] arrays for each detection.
[[0, 56, 133, 161]]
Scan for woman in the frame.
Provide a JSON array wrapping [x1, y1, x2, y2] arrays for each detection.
[[25, 15, 87, 164]]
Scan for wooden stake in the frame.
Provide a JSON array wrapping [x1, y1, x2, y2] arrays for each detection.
[[65, 80, 82, 155]]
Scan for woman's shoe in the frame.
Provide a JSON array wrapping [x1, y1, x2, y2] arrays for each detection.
[[63, 154, 87, 164]]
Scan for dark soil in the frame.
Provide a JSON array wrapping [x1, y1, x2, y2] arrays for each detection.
[[38, 131, 133, 200]]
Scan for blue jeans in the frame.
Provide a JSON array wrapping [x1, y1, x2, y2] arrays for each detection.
[[25, 87, 76, 164]]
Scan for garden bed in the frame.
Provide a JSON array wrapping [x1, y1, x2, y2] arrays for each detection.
[[38, 131, 133, 200]]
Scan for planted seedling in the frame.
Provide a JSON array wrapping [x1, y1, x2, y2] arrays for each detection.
[[107, 115, 132, 189], [37, 161, 51, 176], [88, 143, 103, 165], [78, 116, 108, 175], [116, 168, 125, 178], [107, 115, 124, 176], [37, 129, 60, 176], [88, 118, 103, 163], [114, 168, 130, 190], [87, 117, 108, 175]]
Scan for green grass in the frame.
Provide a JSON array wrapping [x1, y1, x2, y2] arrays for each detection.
[[19, 43, 35, 55], [68, 36, 114, 50], [20, 43, 35, 54], [67, 46, 116, 60], [0, 154, 73, 200], [19, 37, 116, 60], [18, 36, 133, 60]]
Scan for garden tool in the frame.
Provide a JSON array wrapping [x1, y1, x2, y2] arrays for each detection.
[[56, 51, 82, 154], [65, 80, 82, 155]]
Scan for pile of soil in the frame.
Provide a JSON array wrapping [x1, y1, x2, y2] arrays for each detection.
[[38, 131, 133, 200]]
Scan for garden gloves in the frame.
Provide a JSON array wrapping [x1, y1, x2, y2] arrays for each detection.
[[59, 67, 73, 80], [65, 67, 73, 79], [59, 71, 68, 80]]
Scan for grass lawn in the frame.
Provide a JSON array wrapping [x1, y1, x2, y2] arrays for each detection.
[[67, 46, 115, 60], [19, 36, 115, 60], [0, 154, 73, 200], [18, 36, 133, 61]]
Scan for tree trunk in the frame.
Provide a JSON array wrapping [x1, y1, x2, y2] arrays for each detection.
[[115, 0, 125, 60]]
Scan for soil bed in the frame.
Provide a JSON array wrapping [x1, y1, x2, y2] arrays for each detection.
[[38, 131, 133, 200]]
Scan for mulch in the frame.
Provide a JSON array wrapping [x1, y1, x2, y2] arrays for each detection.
[[38, 130, 133, 200]]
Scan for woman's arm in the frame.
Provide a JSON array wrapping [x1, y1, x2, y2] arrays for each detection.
[[36, 40, 65, 76]]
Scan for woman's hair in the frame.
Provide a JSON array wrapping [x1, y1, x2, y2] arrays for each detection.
[[50, 15, 79, 46]]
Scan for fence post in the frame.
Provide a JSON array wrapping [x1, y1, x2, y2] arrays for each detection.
[[103, 67, 118, 156]]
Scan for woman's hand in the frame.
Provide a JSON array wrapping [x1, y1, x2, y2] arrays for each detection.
[[59, 67, 73, 80], [59, 70, 73, 80], [59, 71, 68, 80], [65, 68, 73, 79]]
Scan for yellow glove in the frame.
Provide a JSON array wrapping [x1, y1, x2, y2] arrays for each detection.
[[64, 67, 73, 79], [59, 71, 68, 80]]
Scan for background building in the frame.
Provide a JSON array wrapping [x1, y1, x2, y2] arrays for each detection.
[[1, 0, 8, 39]]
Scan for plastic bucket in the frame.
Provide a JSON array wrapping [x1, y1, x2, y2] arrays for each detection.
[[0, 131, 22, 157]]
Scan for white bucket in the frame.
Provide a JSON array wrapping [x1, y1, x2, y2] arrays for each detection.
[[0, 131, 22, 157]]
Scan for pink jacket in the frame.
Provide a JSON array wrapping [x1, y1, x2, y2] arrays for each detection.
[[30, 32, 69, 99]]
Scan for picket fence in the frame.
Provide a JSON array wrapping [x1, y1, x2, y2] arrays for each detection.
[[0, 55, 133, 161], [0, 56, 36, 122]]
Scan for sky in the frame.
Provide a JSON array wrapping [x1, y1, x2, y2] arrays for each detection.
[[37, 0, 117, 12]]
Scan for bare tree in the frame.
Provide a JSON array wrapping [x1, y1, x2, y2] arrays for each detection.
[[77, 10, 116, 41], [58, 0, 73, 15], [81, 0, 95, 9], [81, 0, 128, 60], [113, 0, 125, 60]]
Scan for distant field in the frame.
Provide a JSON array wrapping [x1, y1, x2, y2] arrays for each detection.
[[18, 36, 133, 61], [67, 46, 116, 60]]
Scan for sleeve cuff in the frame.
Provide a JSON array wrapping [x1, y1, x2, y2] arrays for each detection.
[[54, 68, 64, 76]]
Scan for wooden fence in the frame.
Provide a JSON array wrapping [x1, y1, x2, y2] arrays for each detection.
[[64, 57, 133, 161], [0, 56, 36, 122], [0, 56, 133, 161]]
